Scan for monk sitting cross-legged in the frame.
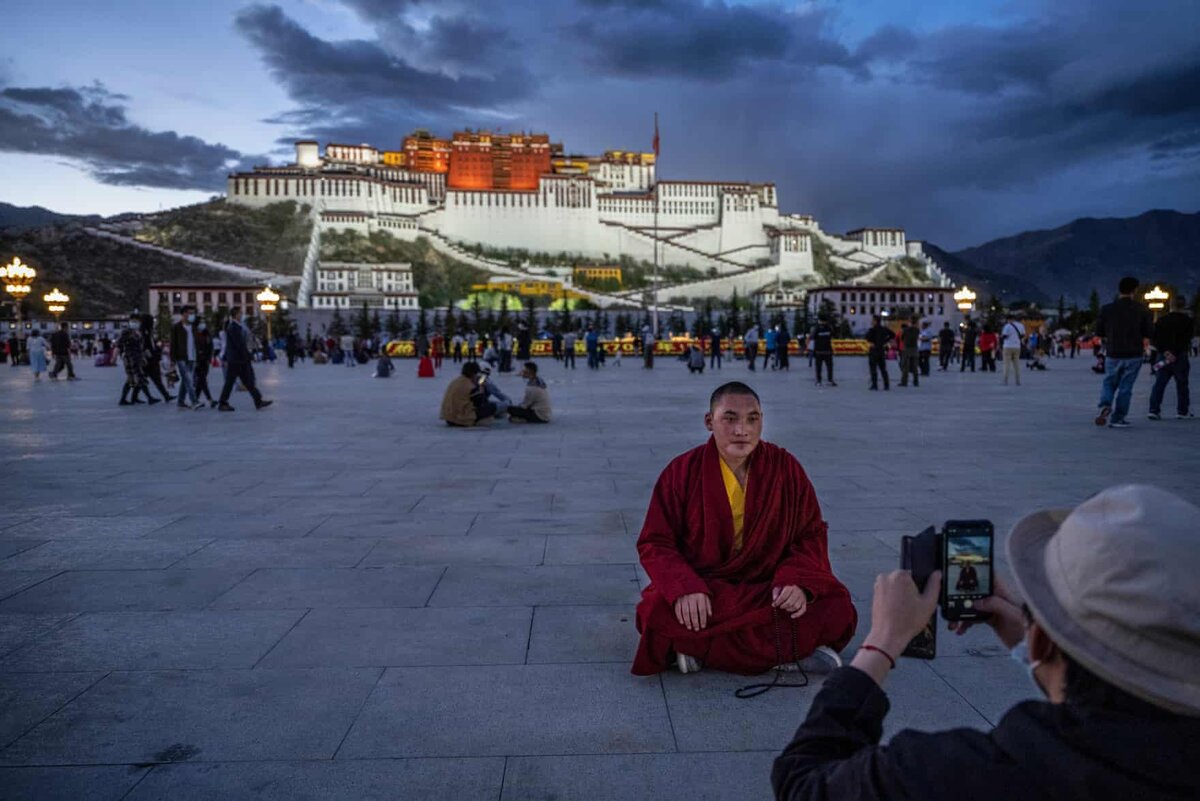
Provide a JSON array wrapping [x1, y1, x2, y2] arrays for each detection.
[[632, 382, 857, 676]]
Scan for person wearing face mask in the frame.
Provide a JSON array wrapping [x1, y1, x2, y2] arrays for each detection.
[[772, 484, 1200, 801], [216, 307, 272, 412], [170, 306, 203, 410], [193, 319, 216, 407]]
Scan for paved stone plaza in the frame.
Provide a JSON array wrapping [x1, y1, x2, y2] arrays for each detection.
[[0, 354, 1196, 800]]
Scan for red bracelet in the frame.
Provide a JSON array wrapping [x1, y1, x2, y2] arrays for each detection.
[[861, 644, 897, 669]]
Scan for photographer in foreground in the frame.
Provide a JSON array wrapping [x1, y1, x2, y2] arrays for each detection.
[[773, 484, 1200, 801]]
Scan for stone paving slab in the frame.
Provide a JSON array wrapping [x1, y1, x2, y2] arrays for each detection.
[[207, 567, 445, 609], [501, 752, 778, 801], [0, 610, 304, 672], [525, 605, 638, 664], [0, 569, 250, 613], [361, 533, 547, 566], [0, 668, 383, 765], [176, 538, 378, 569], [1, 357, 1196, 798], [428, 565, 640, 606], [257, 606, 532, 668], [0, 538, 212, 571], [0, 614, 76, 660], [0, 671, 105, 750], [0, 765, 150, 801], [123, 758, 505, 801], [337, 663, 676, 758]]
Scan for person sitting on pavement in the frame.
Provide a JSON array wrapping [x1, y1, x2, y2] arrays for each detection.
[[439, 362, 495, 427], [772, 484, 1200, 801], [632, 381, 856, 677], [687, 343, 706, 374], [507, 361, 552, 424]]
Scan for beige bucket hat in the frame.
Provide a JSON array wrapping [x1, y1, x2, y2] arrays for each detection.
[[1007, 484, 1200, 716]]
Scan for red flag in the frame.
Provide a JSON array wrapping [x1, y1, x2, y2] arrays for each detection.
[[652, 112, 660, 157]]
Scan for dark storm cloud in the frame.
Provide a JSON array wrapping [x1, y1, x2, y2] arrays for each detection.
[[0, 83, 253, 190], [569, 1, 859, 81], [234, 4, 532, 143]]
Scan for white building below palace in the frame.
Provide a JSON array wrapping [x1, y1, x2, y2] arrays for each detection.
[[310, 262, 418, 310], [807, 285, 968, 335]]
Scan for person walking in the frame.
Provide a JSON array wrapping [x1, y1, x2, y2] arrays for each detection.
[[865, 315, 894, 391], [6, 333, 20, 368], [937, 322, 955, 371], [776, 324, 791, 371], [642, 324, 655, 369], [465, 330, 478, 363], [450, 332, 464, 364], [1094, 277, 1153, 427], [515, 325, 531, 362], [1147, 295, 1193, 421], [812, 318, 836, 386], [117, 314, 156, 406], [285, 330, 301, 368], [764, 325, 777, 370], [563, 328, 577, 369], [744, 325, 759, 372], [978, 326, 997, 372], [140, 315, 173, 401], [26, 331, 48, 380], [709, 328, 723, 370], [48, 322, 77, 380], [1001, 313, 1026, 386], [917, 320, 933, 377], [898, 317, 920, 387], [585, 325, 600, 369], [170, 308, 203, 409], [217, 308, 272, 412], [960, 319, 978, 372], [194, 320, 216, 407], [340, 332, 356, 367]]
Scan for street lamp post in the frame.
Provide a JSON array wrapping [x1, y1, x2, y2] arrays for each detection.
[[2, 256, 37, 329], [1144, 285, 1169, 322], [256, 286, 280, 342], [954, 285, 977, 315], [43, 287, 70, 320]]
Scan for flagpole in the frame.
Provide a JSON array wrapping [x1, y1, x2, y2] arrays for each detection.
[[652, 111, 659, 337]]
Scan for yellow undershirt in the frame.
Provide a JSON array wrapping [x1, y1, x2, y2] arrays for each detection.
[[719, 457, 747, 552]]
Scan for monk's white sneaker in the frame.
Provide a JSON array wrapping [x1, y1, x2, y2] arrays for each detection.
[[783, 646, 843, 674], [676, 653, 702, 674]]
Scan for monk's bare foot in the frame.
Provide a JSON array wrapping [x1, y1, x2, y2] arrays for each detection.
[[778, 645, 843, 674], [676, 653, 702, 674]]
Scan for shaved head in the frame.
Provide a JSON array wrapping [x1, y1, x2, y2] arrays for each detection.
[[709, 381, 760, 411]]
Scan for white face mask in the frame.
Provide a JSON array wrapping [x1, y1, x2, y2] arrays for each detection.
[[1011, 640, 1046, 697]]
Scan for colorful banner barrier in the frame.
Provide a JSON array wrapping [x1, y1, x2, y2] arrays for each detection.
[[382, 335, 1095, 359]]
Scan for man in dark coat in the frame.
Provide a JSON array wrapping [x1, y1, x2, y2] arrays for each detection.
[[217, 308, 272, 412], [864, 316, 894, 391], [48, 322, 77, 380], [773, 485, 1200, 801]]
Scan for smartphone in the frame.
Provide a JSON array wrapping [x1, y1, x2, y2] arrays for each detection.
[[941, 520, 994, 621]]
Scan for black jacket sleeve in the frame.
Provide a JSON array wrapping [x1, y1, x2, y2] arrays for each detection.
[[773, 667, 1016, 801]]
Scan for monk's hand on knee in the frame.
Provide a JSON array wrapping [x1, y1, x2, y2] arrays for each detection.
[[674, 593, 712, 631], [773, 585, 808, 618]]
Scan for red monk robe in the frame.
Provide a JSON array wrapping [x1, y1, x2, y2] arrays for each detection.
[[632, 437, 857, 675]]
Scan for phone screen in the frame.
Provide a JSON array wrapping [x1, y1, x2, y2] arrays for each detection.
[[943, 521, 994, 618]]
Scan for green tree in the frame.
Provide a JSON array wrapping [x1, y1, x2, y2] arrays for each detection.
[[416, 306, 429, 336], [355, 302, 373, 339], [397, 315, 413, 339], [471, 294, 483, 333], [1088, 288, 1101, 318], [386, 309, 401, 339], [432, 309, 443, 334], [329, 307, 347, 337], [1056, 294, 1066, 325], [498, 294, 511, 332]]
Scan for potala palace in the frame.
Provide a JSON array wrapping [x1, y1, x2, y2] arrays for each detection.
[[227, 130, 950, 309]]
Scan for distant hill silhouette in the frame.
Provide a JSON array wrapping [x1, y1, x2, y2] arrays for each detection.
[[952, 210, 1200, 304], [921, 243, 1050, 305], [0, 202, 101, 230]]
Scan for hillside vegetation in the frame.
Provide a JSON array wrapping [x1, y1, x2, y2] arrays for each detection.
[[0, 225, 239, 318], [134, 199, 312, 275]]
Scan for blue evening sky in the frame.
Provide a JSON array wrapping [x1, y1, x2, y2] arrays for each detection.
[[1, 0, 1196, 248]]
